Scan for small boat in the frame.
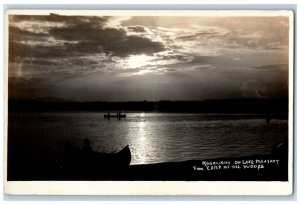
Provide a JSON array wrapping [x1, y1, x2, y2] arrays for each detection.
[[98, 145, 131, 167], [64, 144, 131, 170], [104, 113, 126, 118]]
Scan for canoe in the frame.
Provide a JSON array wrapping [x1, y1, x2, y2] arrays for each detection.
[[104, 114, 126, 118], [98, 145, 131, 167], [64, 144, 131, 169]]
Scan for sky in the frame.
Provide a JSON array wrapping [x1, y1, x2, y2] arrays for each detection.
[[8, 13, 290, 101]]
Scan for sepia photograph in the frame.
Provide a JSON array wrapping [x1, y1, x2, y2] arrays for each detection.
[[4, 10, 294, 195]]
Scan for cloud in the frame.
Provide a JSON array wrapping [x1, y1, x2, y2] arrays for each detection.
[[9, 26, 48, 42], [48, 21, 165, 57], [49, 25, 125, 41], [127, 25, 146, 33], [264, 42, 287, 50], [8, 15, 290, 101], [10, 15, 165, 62], [155, 55, 214, 72], [9, 14, 109, 39], [222, 24, 289, 52], [109, 35, 164, 57], [114, 51, 215, 76], [9, 41, 75, 62], [9, 14, 166, 82], [239, 63, 289, 98], [176, 26, 230, 41], [250, 64, 288, 71], [240, 81, 266, 98], [10, 13, 108, 27], [105, 16, 131, 28]]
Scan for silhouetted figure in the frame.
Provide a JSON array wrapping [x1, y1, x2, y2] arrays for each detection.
[[117, 111, 120, 120]]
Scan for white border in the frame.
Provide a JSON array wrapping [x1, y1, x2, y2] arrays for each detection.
[[3, 9, 294, 196], [1, 0, 299, 4], [4, 181, 293, 195], [4, 9, 295, 16]]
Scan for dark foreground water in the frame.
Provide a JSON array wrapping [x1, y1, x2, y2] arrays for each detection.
[[8, 112, 288, 180]]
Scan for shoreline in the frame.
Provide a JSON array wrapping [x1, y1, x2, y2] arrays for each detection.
[[125, 154, 287, 181], [7, 152, 288, 181]]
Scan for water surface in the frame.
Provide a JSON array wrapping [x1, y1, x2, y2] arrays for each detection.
[[8, 112, 288, 167]]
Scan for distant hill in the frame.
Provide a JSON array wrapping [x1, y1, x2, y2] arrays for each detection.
[[8, 98, 288, 114], [32, 97, 66, 102]]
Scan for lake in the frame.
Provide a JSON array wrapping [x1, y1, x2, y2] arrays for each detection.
[[8, 112, 288, 173]]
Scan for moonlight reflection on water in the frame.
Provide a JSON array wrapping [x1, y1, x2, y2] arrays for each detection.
[[8, 112, 288, 166]]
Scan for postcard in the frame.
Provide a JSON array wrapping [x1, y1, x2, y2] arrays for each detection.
[[4, 10, 294, 195]]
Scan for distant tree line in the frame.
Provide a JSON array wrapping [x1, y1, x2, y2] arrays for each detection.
[[8, 98, 288, 114]]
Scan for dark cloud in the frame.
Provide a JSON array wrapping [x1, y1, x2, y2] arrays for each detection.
[[9, 14, 165, 66], [67, 57, 99, 66], [188, 55, 213, 64], [9, 26, 48, 41], [251, 64, 288, 71], [49, 25, 164, 57], [10, 34, 163, 65], [264, 43, 286, 50], [155, 53, 190, 61], [10, 14, 108, 27], [127, 26, 146, 32], [176, 34, 199, 41], [49, 25, 125, 41], [25, 59, 64, 66], [158, 55, 214, 70], [176, 31, 227, 41], [113, 35, 164, 57], [8, 15, 290, 101], [225, 30, 288, 51], [192, 65, 213, 70], [9, 42, 73, 62]]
